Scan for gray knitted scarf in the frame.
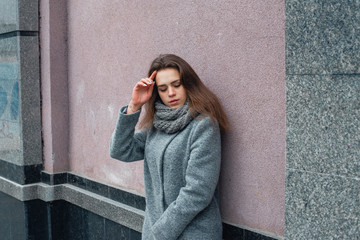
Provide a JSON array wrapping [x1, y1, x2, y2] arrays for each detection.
[[154, 101, 196, 134]]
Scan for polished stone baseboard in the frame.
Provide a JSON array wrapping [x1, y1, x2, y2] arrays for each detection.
[[0, 159, 42, 184], [0, 191, 142, 240], [0, 170, 281, 239]]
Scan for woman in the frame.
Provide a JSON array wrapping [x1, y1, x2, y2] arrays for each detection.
[[110, 54, 229, 240]]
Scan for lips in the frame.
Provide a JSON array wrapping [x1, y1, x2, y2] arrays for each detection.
[[169, 99, 179, 105]]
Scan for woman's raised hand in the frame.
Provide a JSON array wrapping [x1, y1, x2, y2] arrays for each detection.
[[127, 71, 157, 114]]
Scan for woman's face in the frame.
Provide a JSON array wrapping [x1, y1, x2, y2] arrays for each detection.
[[155, 68, 187, 109]]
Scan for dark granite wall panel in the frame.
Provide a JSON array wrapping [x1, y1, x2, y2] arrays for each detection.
[[18, 0, 39, 32], [41, 171, 68, 185], [0, 0, 41, 168], [105, 218, 134, 239], [0, 159, 41, 184], [286, 0, 360, 74], [19, 34, 42, 166], [286, 170, 359, 239], [0, 36, 21, 164], [286, 0, 360, 239], [0, 192, 50, 239], [52, 201, 142, 240], [287, 75, 360, 178], [67, 173, 146, 211], [65, 203, 87, 240], [49, 201, 68, 240], [1, 171, 276, 239], [27, 199, 50, 239], [223, 223, 278, 240], [0, 191, 27, 239], [0, 192, 142, 240]]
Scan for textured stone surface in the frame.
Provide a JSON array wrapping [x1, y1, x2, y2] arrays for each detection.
[[61, 184, 145, 232], [0, 160, 41, 184], [0, 61, 19, 80], [0, 36, 21, 164], [0, 36, 41, 166], [286, 1, 360, 239], [105, 219, 133, 239], [1, 172, 274, 239], [287, 74, 360, 178], [83, 210, 105, 240], [0, 0, 41, 167], [19, 35, 42, 165], [286, 0, 360, 74], [0, 191, 27, 239], [0, 35, 41, 166], [0, 0, 38, 34], [286, 169, 360, 239], [0, 35, 19, 78], [26, 199, 50, 239], [18, 0, 38, 32], [0, 175, 145, 232], [65, 1, 286, 236], [40, 0, 70, 173], [0, 0, 18, 34], [223, 222, 280, 240], [0, 191, 143, 240]]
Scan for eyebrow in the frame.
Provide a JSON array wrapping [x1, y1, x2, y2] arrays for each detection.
[[157, 79, 181, 87]]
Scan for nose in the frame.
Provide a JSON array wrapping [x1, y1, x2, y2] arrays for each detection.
[[168, 87, 176, 97]]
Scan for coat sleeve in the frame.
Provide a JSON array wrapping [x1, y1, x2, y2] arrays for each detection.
[[151, 117, 221, 240], [109, 106, 146, 162]]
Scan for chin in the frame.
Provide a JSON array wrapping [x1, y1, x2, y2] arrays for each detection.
[[169, 105, 180, 109], [168, 103, 183, 109]]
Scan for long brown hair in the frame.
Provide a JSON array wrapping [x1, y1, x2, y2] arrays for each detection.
[[141, 54, 229, 131]]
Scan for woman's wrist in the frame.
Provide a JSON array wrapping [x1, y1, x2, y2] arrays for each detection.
[[126, 101, 142, 114]]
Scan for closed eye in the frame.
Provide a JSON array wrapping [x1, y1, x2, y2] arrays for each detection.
[[157, 80, 181, 92]]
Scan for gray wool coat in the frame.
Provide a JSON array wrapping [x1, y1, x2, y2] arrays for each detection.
[[110, 107, 222, 240]]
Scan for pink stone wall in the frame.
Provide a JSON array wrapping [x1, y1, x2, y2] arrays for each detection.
[[64, 0, 285, 236], [40, 0, 69, 173]]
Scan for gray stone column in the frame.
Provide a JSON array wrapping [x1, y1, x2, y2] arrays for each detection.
[[0, 0, 41, 184], [286, 0, 359, 239]]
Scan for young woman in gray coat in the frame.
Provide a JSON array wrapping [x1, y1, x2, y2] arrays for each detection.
[[110, 54, 229, 240]]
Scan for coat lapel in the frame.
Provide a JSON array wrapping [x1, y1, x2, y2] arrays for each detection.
[[146, 129, 180, 211]]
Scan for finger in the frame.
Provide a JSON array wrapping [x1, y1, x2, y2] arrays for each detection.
[[142, 77, 155, 86], [149, 70, 157, 81], [148, 81, 155, 91], [144, 78, 154, 84], [139, 78, 152, 87], [134, 80, 147, 88]]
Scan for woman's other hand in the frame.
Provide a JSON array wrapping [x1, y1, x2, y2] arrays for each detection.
[[127, 70, 157, 114]]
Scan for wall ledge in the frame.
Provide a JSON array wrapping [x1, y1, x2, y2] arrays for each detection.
[[0, 171, 281, 239], [0, 174, 144, 232]]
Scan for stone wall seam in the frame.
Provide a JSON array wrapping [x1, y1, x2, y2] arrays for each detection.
[[286, 168, 360, 181]]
